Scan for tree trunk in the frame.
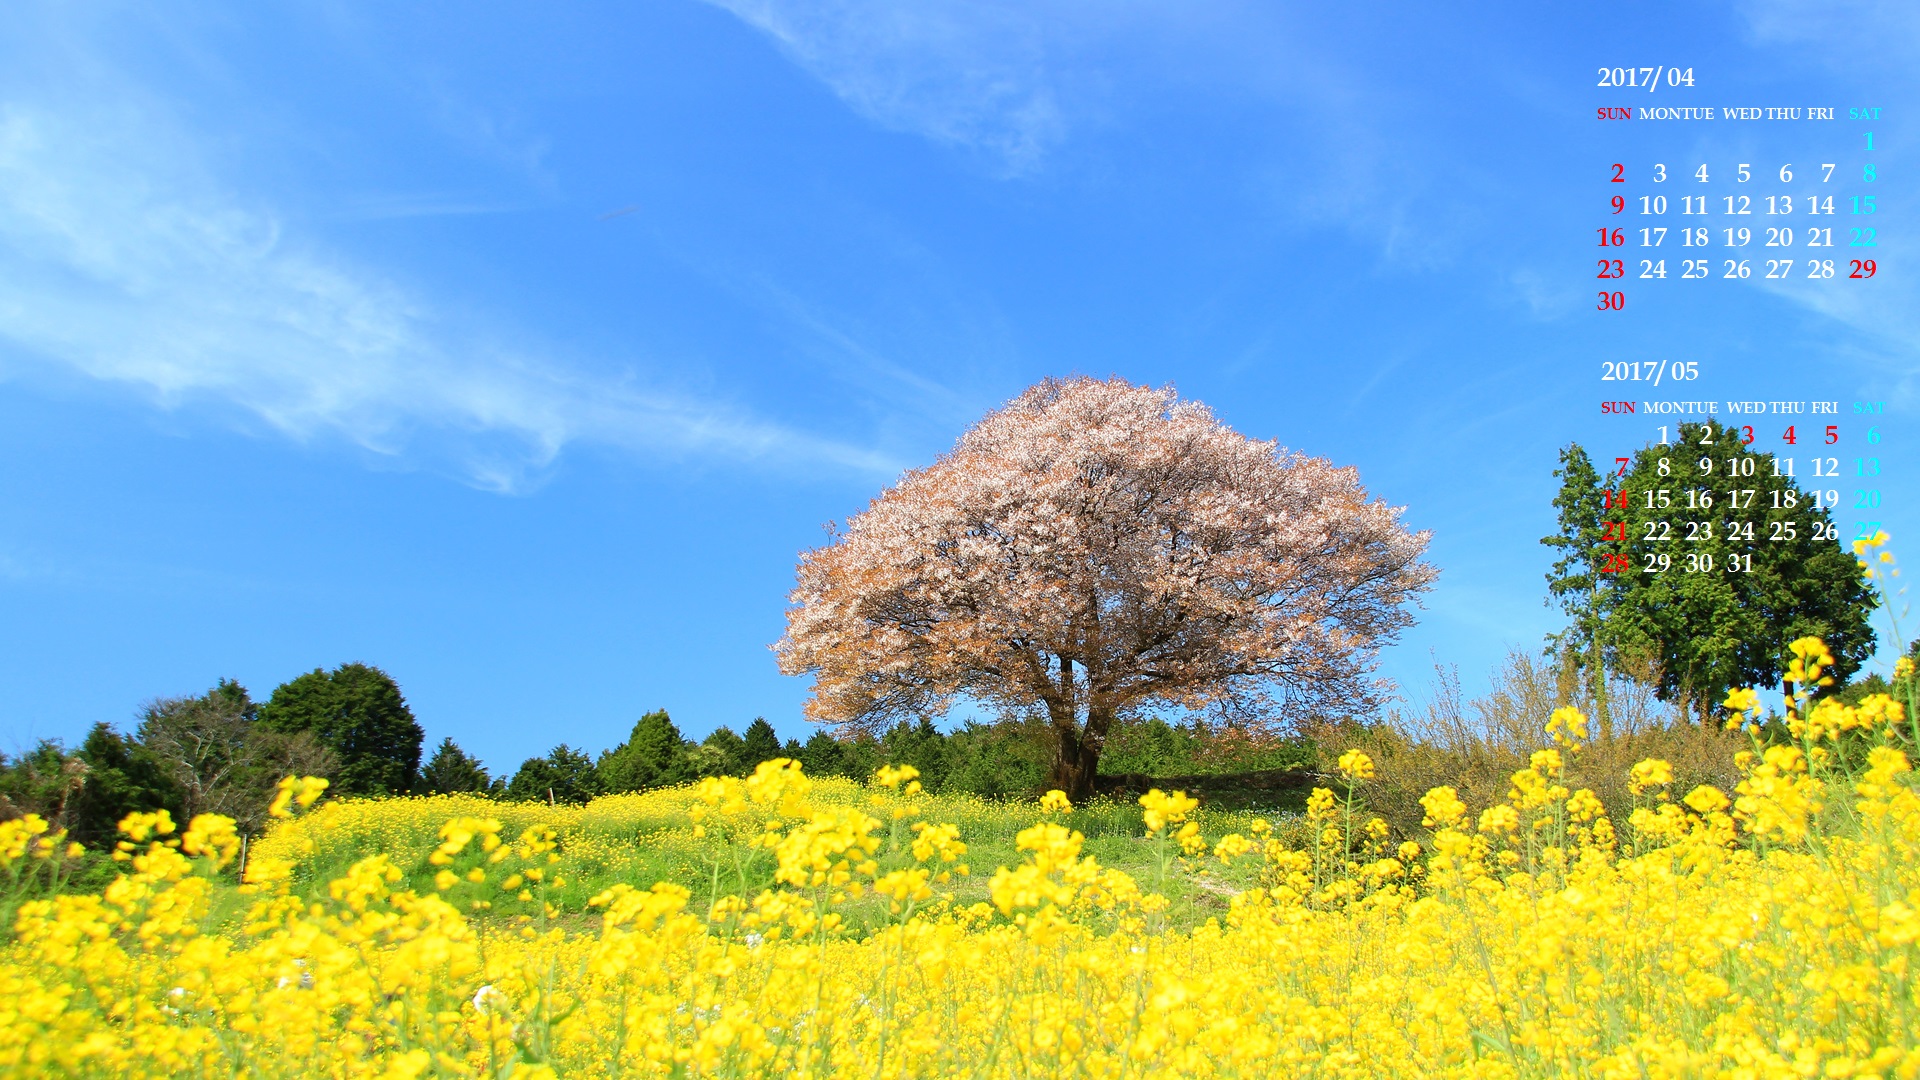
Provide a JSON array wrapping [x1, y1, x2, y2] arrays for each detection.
[[1046, 722, 1101, 803], [1587, 597, 1613, 743], [1044, 689, 1114, 803]]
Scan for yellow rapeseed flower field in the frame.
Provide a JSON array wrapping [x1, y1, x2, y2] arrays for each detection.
[[4, 636, 1919, 1079]]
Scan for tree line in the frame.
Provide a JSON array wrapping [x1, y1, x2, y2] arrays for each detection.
[[0, 663, 422, 847], [420, 709, 1312, 806], [2, 660, 1317, 848]]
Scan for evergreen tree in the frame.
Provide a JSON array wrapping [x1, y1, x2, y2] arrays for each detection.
[[1541, 444, 1618, 734], [797, 731, 848, 778], [838, 733, 882, 781], [597, 710, 691, 792], [943, 720, 1048, 796], [260, 663, 425, 796], [696, 726, 746, 776], [880, 719, 949, 791], [505, 745, 601, 804], [70, 723, 182, 848], [418, 738, 492, 795], [1100, 716, 1200, 776], [739, 718, 782, 771]]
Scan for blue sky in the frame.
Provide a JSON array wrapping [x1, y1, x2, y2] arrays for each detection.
[[2, 0, 1914, 775]]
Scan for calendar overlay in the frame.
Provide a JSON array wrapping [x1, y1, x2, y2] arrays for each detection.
[[1590, 66, 1889, 585]]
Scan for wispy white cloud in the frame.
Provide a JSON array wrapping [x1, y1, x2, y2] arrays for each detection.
[[701, 0, 1068, 174], [699, 0, 1498, 278], [0, 100, 899, 491], [751, 277, 973, 413]]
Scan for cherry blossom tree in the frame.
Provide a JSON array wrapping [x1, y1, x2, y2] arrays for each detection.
[[776, 377, 1436, 800]]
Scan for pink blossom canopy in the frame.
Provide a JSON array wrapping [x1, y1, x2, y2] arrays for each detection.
[[776, 377, 1435, 749]]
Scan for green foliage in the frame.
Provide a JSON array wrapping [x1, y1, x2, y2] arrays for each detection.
[[260, 663, 425, 796], [740, 717, 782, 771], [1542, 444, 1610, 654], [796, 731, 851, 779], [0, 741, 88, 830], [70, 724, 182, 848], [1547, 422, 1876, 717], [1101, 717, 1316, 778], [417, 738, 493, 796], [696, 726, 747, 777], [746, 716, 1299, 800], [1100, 717, 1202, 776], [269, 779, 1288, 930], [1, 685, 333, 848], [942, 720, 1049, 797], [880, 718, 951, 790], [505, 744, 601, 805], [596, 711, 692, 793], [138, 680, 338, 835]]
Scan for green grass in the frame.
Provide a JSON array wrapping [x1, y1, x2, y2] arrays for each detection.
[[246, 779, 1310, 935]]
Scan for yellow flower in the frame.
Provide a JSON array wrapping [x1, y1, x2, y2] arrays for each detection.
[[1336, 749, 1375, 781], [910, 821, 967, 863], [180, 814, 241, 870], [1477, 804, 1519, 834], [1419, 786, 1466, 828], [1138, 789, 1198, 834], [1683, 785, 1730, 815], [1174, 820, 1206, 856], [20, 707, 1920, 1078], [1628, 759, 1674, 794], [1305, 787, 1337, 823], [1852, 529, 1889, 554], [873, 764, 921, 790], [1546, 706, 1588, 747], [1038, 789, 1073, 813], [1785, 637, 1837, 688], [1212, 833, 1252, 863], [117, 809, 176, 842]]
